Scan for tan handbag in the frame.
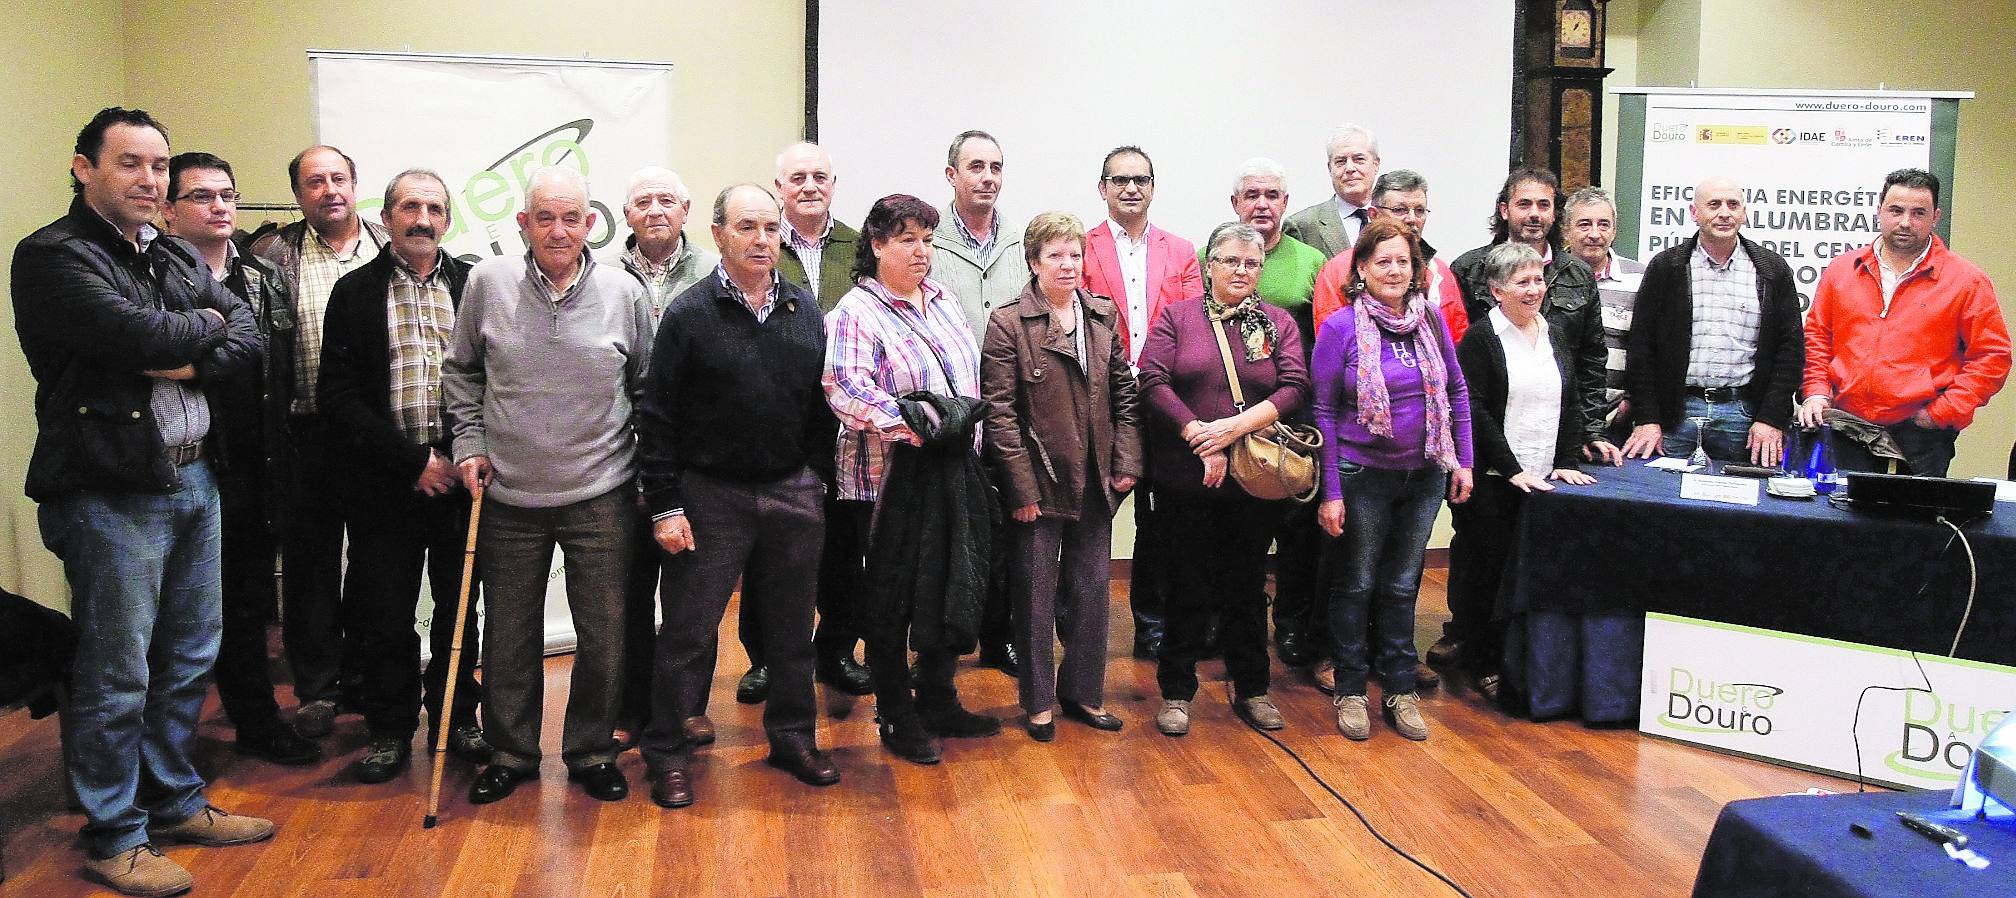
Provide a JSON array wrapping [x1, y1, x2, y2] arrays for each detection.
[[1209, 313, 1324, 503]]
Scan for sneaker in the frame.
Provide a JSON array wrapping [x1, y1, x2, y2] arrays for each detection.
[[81, 844, 192, 897], [294, 699, 337, 738], [352, 736, 411, 784], [1334, 694, 1372, 741], [1312, 659, 1337, 695], [1233, 693, 1286, 731], [1155, 699, 1191, 736], [1384, 692, 1430, 741], [153, 805, 276, 847], [446, 724, 493, 764]]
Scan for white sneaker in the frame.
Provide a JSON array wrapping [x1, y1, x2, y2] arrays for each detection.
[[1384, 692, 1430, 741], [1334, 694, 1371, 741], [1155, 699, 1191, 736]]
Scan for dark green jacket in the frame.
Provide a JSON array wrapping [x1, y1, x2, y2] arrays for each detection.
[[778, 218, 861, 312]]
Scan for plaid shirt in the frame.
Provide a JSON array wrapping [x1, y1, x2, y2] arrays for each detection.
[[823, 277, 980, 501], [292, 225, 383, 413], [783, 216, 834, 298], [714, 262, 781, 323], [950, 207, 999, 262], [1686, 241, 1762, 389], [621, 236, 713, 325], [385, 254, 456, 445]]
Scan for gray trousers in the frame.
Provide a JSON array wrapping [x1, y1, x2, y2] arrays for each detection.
[[477, 487, 634, 772], [642, 468, 824, 769], [1008, 505, 1114, 715]]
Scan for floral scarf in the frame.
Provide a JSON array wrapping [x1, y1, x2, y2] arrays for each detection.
[[1353, 292, 1459, 471], [1204, 295, 1277, 362]]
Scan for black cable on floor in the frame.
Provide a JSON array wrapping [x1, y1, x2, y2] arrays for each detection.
[[1253, 727, 1476, 898]]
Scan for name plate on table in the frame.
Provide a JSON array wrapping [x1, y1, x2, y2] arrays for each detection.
[[1680, 473, 1760, 506]]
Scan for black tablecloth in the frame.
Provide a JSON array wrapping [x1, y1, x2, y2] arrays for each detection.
[[1506, 461, 2016, 665], [1693, 790, 2016, 898]]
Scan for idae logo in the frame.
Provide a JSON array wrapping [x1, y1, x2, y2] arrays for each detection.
[[352, 118, 618, 258], [1660, 667, 1782, 735], [1888, 691, 2007, 783]]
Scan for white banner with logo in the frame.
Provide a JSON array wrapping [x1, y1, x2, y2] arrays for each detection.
[[312, 51, 675, 653], [1637, 92, 1932, 294], [1641, 613, 2015, 791]]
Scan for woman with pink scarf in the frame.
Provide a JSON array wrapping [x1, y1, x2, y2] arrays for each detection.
[[1311, 216, 1473, 744]]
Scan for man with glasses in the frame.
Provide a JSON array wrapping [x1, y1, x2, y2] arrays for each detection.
[[251, 144, 389, 740], [1082, 145, 1201, 660], [1286, 124, 1382, 259], [161, 152, 320, 768], [1212, 158, 1328, 686]]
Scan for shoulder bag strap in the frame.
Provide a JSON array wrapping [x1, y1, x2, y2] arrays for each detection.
[[1208, 310, 1248, 411]]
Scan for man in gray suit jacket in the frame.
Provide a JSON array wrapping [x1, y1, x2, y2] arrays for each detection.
[[1283, 124, 1381, 260], [1563, 186, 1647, 440]]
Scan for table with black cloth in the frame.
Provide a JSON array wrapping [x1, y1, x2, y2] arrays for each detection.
[[1692, 790, 2016, 898], [1497, 460, 2016, 724]]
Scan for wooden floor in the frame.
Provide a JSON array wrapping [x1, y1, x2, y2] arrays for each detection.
[[0, 573, 1857, 898]]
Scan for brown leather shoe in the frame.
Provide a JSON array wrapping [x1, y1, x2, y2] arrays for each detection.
[[765, 743, 841, 786], [1415, 662, 1442, 691], [82, 844, 192, 897], [152, 805, 275, 847], [682, 716, 716, 745], [649, 765, 694, 808]]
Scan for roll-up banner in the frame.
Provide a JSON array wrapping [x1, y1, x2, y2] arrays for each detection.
[[311, 50, 675, 654]]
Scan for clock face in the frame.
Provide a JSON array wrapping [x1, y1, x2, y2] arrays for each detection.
[[1561, 9, 1593, 48]]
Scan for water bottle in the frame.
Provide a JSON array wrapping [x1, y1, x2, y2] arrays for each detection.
[[1805, 423, 1840, 494]]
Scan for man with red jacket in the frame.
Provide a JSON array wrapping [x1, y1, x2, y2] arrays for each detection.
[[1081, 145, 1200, 659], [1797, 168, 2010, 477]]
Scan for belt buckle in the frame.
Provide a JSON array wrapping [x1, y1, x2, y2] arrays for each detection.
[[169, 442, 202, 466]]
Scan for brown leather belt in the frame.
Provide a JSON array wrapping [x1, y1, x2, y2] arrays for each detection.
[[167, 442, 203, 466]]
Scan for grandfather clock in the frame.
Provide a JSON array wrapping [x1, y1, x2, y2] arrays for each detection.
[[1510, 0, 1613, 192]]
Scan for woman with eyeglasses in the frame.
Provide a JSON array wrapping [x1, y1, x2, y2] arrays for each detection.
[[1137, 222, 1308, 738], [1313, 215, 1473, 743]]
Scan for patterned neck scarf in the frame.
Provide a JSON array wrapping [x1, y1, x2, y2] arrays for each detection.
[[1204, 294, 1277, 362], [1353, 292, 1459, 471]]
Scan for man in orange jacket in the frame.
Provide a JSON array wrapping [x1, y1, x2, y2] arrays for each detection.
[[1798, 168, 2011, 477]]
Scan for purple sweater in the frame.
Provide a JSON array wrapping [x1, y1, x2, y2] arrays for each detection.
[[1311, 308, 1474, 500], [1138, 299, 1309, 498]]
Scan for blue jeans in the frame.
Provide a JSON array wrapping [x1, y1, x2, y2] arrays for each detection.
[[1325, 462, 1446, 696], [1660, 394, 1758, 462], [40, 460, 222, 859]]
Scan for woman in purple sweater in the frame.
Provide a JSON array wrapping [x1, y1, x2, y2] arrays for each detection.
[[1312, 216, 1474, 743], [1137, 223, 1309, 738]]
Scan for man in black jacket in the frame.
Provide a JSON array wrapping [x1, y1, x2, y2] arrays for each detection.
[[13, 107, 272, 897], [162, 151, 320, 767], [1622, 176, 1804, 465], [636, 184, 840, 808], [317, 169, 490, 783]]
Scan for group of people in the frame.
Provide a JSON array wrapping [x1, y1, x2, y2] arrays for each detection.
[[15, 105, 2009, 898]]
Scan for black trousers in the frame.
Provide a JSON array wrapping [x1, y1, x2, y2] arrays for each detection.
[[738, 496, 868, 669], [214, 486, 284, 736], [641, 469, 824, 768], [1268, 501, 1328, 647], [619, 506, 766, 728], [281, 415, 360, 704], [1127, 486, 1168, 641], [1156, 492, 1277, 701], [866, 641, 961, 728], [1443, 476, 1522, 672], [343, 485, 483, 738]]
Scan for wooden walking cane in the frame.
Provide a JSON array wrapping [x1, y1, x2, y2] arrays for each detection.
[[423, 486, 484, 828]]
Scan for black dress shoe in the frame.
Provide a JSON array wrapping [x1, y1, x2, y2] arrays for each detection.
[[736, 666, 771, 704], [649, 765, 694, 808], [1024, 717, 1056, 742], [1132, 635, 1163, 660], [979, 641, 1022, 678], [816, 657, 874, 696], [235, 726, 322, 766], [878, 719, 942, 765], [468, 764, 538, 805], [1426, 637, 1465, 668], [567, 762, 629, 801], [1058, 701, 1124, 732], [1275, 629, 1312, 667], [919, 704, 1002, 738], [765, 744, 841, 786]]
